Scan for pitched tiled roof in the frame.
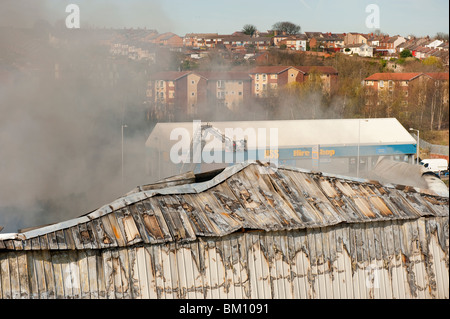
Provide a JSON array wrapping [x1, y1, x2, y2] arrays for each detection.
[[365, 72, 449, 82], [148, 71, 191, 81], [195, 71, 252, 81], [158, 32, 181, 41], [364, 72, 425, 81], [426, 73, 449, 80], [295, 66, 338, 75], [248, 66, 292, 74]]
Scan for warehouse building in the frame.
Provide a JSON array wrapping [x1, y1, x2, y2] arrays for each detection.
[[0, 161, 448, 299], [145, 118, 417, 181]]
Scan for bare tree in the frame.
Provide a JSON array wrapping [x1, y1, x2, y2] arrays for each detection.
[[435, 32, 449, 41]]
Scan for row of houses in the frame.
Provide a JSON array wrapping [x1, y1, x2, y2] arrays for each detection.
[[146, 65, 338, 114], [106, 28, 449, 66]]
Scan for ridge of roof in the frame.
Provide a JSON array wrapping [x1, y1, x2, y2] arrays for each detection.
[[248, 66, 292, 74], [0, 160, 447, 245], [364, 72, 426, 81]]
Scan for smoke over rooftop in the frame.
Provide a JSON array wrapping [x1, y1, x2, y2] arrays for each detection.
[[0, 1, 175, 232]]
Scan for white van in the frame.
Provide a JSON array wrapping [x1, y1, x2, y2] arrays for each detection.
[[420, 159, 448, 175]]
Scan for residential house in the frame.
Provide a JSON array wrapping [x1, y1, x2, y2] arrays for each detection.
[[272, 34, 289, 47], [218, 35, 271, 51], [320, 33, 345, 50], [110, 39, 156, 62], [344, 43, 374, 57], [425, 39, 444, 50], [147, 71, 207, 116], [156, 32, 183, 47], [414, 46, 434, 59], [196, 71, 252, 111], [377, 35, 406, 54], [437, 42, 449, 51], [364, 72, 425, 90], [304, 32, 323, 40], [363, 72, 449, 108], [344, 33, 368, 45], [279, 34, 308, 51], [367, 35, 382, 47], [248, 66, 298, 96], [248, 37, 271, 51], [295, 66, 339, 93], [248, 65, 338, 96], [397, 37, 429, 56], [147, 71, 253, 114], [183, 33, 219, 48]]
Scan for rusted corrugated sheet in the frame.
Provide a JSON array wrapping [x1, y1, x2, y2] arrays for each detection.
[[0, 161, 448, 299]]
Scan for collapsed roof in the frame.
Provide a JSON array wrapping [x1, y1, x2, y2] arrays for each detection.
[[0, 161, 448, 250]]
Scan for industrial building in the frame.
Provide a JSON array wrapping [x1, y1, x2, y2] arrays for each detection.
[[0, 161, 448, 299], [145, 118, 417, 181]]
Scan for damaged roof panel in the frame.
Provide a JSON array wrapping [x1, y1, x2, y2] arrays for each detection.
[[0, 161, 448, 250]]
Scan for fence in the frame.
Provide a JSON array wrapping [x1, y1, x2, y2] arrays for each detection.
[[410, 133, 449, 160]]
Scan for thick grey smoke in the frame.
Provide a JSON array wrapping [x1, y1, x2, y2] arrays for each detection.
[[0, 0, 174, 30], [0, 1, 171, 232]]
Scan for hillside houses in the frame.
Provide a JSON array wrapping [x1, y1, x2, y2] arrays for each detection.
[[398, 37, 449, 63], [344, 32, 368, 45], [106, 27, 449, 68], [248, 65, 338, 96], [146, 65, 339, 117], [344, 43, 373, 57], [306, 32, 345, 51]]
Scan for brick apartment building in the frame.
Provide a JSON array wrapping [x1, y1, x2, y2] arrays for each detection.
[[364, 72, 449, 108], [248, 65, 338, 96], [147, 66, 339, 116]]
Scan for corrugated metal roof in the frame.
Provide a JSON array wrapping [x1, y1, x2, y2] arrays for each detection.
[[145, 118, 417, 151], [0, 161, 448, 300], [0, 161, 447, 251]]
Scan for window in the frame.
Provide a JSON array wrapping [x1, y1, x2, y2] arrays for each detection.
[[379, 80, 384, 88], [191, 92, 195, 96], [238, 81, 242, 85], [191, 80, 195, 84], [217, 80, 223, 88], [262, 74, 267, 81], [256, 74, 260, 80], [239, 92, 242, 96], [271, 74, 277, 79], [256, 83, 259, 91]]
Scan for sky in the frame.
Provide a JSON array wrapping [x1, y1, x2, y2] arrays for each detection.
[[1, 0, 449, 37]]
